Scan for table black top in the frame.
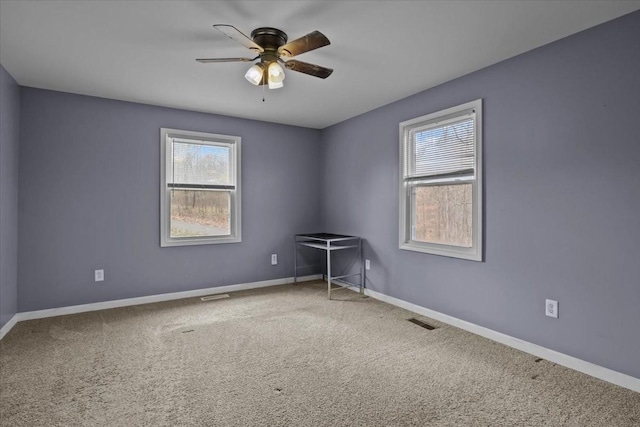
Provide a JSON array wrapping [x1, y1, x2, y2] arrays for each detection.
[[296, 233, 356, 241]]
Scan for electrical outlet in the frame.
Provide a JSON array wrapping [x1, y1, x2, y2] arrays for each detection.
[[271, 254, 277, 265], [545, 299, 558, 318], [95, 269, 104, 282], [365, 259, 371, 270]]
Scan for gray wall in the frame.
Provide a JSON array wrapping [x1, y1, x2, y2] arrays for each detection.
[[320, 11, 640, 378], [18, 88, 322, 311], [0, 65, 20, 329]]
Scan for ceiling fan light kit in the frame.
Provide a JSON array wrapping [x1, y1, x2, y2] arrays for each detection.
[[197, 24, 333, 90], [244, 63, 265, 85], [267, 62, 285, 89]]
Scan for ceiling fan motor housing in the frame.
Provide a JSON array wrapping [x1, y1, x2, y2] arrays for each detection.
[[251, 27, 288, 54]]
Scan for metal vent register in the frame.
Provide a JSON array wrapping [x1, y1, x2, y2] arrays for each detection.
[[408, 318, 436, 330]]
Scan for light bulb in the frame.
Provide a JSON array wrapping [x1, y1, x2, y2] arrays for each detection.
[[244, 64, 264, 86], [268, 62, 285, 89]]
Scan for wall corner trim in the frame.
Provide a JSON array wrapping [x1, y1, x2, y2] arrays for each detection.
[[0, 274, 321, 339], [350, 285, 640, 393]]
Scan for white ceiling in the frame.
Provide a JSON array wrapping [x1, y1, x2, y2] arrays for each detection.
[[1, 1, 638, 129]]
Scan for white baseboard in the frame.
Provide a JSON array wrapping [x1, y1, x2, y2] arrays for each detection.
[[0, 314, 19, 341], [4, 276, 638, 393], [2, 274, 321, 330], [348, 284, 639, 393]]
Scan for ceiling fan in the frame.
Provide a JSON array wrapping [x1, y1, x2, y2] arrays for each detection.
[[196, 25, 333, 89]]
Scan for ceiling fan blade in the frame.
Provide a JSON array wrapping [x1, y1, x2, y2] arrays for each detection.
[[196, 57, 256, 63], [284, 60, 333, 79], [278, 30, 330, 57], [213, 24, 264, 53]]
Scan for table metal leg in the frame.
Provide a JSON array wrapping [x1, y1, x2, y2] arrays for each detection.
[[293, 236, 297, 284], [327, 242, 331, 300], [359, 238, 364, 294]]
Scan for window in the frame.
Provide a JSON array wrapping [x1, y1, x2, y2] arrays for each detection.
[[160, 128, 241, 247], [399, 99, 482, 261]]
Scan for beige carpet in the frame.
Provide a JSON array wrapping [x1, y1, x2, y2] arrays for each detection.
[[1, 281, 638, 426]]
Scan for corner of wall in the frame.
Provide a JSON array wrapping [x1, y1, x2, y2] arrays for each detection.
[[0, 64, 20, 331]]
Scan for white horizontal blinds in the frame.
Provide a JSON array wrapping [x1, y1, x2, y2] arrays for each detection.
[[170, 139, 232, 187], [409, 113, 475, 179]]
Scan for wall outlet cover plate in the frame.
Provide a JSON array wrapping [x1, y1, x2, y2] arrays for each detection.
[[545, 299, 558, 318]]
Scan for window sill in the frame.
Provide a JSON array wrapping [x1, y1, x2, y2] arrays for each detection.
[[161, 235, 241, 247], [399, 241, 482, 262]]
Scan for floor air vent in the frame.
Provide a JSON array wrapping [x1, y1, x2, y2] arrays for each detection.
[[408, 318, 436, 330], [200, 294, 230, 302]]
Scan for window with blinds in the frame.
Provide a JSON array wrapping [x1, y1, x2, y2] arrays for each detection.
[[170, 141, 232, 188], [399, 100, 483, 261], [409, 115, 475, 179], [160, 129, 241, 247]]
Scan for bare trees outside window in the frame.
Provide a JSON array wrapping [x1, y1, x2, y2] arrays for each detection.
[[413, 183, 472, 247]]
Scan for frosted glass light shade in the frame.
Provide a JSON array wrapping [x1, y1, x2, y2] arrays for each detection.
[[244, 64, 264, 85], [268, 62, 285, 89]]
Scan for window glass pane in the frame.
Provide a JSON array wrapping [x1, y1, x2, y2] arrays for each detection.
[[171, 142, 230, 185], [412, 117, 474, 177], [170, 190, 230, 237], [412, 183, 472, 247]]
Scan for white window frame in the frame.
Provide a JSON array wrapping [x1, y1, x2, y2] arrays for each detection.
[[399, 99, 483, 261], [160, 128, 241, 247]]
